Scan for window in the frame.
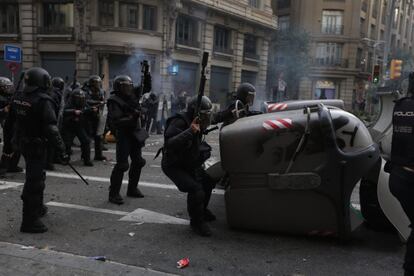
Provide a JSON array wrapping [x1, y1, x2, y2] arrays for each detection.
[[143, 5, 157, 31], [119, 3, 138, 28], [42, 3, 74, 33], [249, 0, 260, 9], [244, 34, 258, 59], [214, 26, 231, 53], [356, 48, 364, 69], [316, 43, 343, 66], [0, 4, 19, 34], [278, 16, 290, 31], [277, 0, 291, 9], [370, 24, 376, 40], [176, 15, 199, 47], [362, 0, 368, 12], [322, 10, 343, 34], [372, 0, 379, 18], [100, 0, 114, 27], [406, 19, 410, 38], [381, 3, 387, 25]]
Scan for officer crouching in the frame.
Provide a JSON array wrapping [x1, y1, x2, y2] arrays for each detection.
[[10, 68, 68, 233], [162, 96, 216, 237], [107, 75, 147, 205], [387, 72, 414, 276]]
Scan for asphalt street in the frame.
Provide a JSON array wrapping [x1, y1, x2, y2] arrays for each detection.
[[0, 132, 406, 276]]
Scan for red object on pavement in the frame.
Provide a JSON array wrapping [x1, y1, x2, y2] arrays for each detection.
[[177, 257, 190, 269]]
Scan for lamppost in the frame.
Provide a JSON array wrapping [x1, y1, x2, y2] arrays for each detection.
[[362, 38, 385, 81]]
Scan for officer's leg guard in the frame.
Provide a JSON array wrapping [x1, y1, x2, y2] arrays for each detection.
[[127, 157, 145, 198], [20, 158, 47, 233], [109, 162, 129, 204], [188, 189, 211, 237]]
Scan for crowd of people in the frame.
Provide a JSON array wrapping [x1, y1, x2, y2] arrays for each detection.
[[0, 66, 259, 238]]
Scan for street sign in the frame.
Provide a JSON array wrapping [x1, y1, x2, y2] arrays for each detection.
[[4, 45, 22, 63]]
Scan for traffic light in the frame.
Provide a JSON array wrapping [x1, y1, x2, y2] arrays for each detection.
[[372, 65, 380, 84], [390, 59, 403, 79]]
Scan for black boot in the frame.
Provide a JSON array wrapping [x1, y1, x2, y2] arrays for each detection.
[[81, 144, 93, 166], [204, 209, 216, 222], [109, 167, 124, 205], [20, 202, 48, 233], [0, 154, 10, 176], [127, 187, 144, 198], [94, 136, 107, 161], [8, 152, 22, 173], [190, 220, 212, 237]]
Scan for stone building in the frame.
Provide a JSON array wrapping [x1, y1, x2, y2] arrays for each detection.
[[0, 0, 276, 108], [272, 0, 414, 109]]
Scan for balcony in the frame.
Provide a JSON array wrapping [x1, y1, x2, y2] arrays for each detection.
[[38, 26, 74, 35], [175, 38, 200, 49], [213, 46, 233, 55], [312, 58, 349, 68], [244, 52, 260, 60], [321, 25, 344, 35]]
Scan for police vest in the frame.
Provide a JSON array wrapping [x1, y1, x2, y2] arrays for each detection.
[[391, 97, 414, 166], [13, 90, 53, 140]]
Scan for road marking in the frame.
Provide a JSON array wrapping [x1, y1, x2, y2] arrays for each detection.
[[47, 201, 189, 225], [45, 171, 225, 195], [120, 209, 188, 225], [46, 201, 129, 216], [150, 165, 161, 168], [0, 180, 24, 190]]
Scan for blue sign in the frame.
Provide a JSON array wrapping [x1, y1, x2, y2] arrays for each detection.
[[4, 45, 22, 63]]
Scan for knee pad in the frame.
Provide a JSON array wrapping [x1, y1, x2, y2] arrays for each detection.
[[115, 162, 129, 172]]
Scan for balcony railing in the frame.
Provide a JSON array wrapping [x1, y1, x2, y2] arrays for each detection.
[[0, 26, 19, 34], [312, 58, 349, 68], [244, 52, 260, 60], [321, 25, 344, 35], [38, 26, 74, 35], [213, 46, 233, 55], [176, 38, 200, 48]]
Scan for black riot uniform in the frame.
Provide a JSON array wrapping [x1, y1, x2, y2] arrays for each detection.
[[387, 85, 414, 276], [212, 82, 261, 126], [107, 75, 148, 205], [45, 77, 65, 170], [161, 96, 216, 237], [10, 67, 67, 233], [0, 77, 22, 175], [84, 75, 107, 161], [61, 88, 94, 166]]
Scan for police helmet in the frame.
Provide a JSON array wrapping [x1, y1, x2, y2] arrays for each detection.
[[88, 75, 102, 90], [113, 75, 133, 95], [236, 83, 256, 106], [24, 67, 51, 90], [0, 77, 14, 96], [70, 88, 86, 108], [187, 96, 213, 128], [52, 77, 65, 91]]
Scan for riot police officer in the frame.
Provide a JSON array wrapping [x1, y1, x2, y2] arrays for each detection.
[[61, 88, 93, 166], [0, 77, 22, 175], [387, 72, 414, 276], [162, 96, 216, 237], [45, 77, 65, 170], [107, 75, 147, 205], [10, 67, 67, 233], [212, 82, 260, 126], [84, 75, 107, 161]]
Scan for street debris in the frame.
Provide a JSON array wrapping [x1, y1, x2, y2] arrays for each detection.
[[128, 232, 135, 237], [20, 246, 34, 250], [91, 256, 106, 262], [177, 257, 190, 269]]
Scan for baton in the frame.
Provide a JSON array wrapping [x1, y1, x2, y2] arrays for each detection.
[[68, 162, 90, 185]]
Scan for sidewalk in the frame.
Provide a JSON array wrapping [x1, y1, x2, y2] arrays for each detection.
[[0, 241, 177, 276]]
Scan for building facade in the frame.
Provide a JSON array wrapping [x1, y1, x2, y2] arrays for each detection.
[[272, 0, 414, 109], [0, 0, 276, 108]]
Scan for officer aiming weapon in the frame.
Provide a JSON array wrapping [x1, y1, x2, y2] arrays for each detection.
[[15, 71, 25, 92], [71, 69, 78, 90]]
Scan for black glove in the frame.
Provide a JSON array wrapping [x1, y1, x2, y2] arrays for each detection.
[[60, 153, 70, 165]]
